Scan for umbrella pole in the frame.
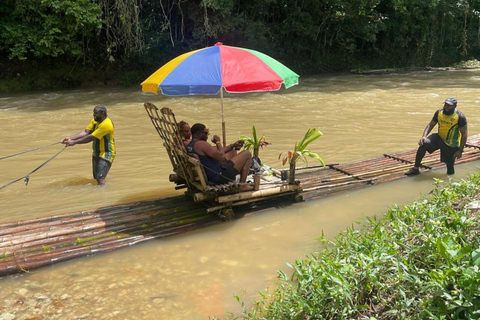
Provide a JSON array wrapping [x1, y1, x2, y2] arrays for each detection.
[[221, 88, 226, 147]]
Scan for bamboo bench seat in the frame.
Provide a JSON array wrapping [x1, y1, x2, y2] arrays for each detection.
[[144, 102, 239, 198]]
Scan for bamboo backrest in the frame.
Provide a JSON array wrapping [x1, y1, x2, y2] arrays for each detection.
[[144, 102, 209, 191]]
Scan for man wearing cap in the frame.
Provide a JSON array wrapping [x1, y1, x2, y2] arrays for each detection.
[[62, 105, 115, 186], [405, 97, 467, 176]]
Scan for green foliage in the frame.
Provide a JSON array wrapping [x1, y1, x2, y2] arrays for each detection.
[[239, 126, 267, 152], [0, 0, 100, 60], [279, 128, 325, 166], [121, 70, 145, 88], [228, 173, 480, 319], [2, 0, 480, 91], [99, 0, 143, 60]]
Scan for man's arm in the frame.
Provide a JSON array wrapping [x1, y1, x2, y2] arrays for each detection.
[[418, 120, 437, 146], [455, 126, 468, 159], [62, 129, 91, 143], [63, 132, 96, 146], [196, 140, 239, 162], [212, 134, 243, 152]]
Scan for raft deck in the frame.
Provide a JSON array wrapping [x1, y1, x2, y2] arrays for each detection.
[[1, 135, 480, 275]]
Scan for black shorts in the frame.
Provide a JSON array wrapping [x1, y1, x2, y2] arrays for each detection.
[[92, 156, 112, 180], [422, 134, 458, 167], [216, 160, 238, 184]]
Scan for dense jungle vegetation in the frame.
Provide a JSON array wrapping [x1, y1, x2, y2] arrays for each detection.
[[1, 0, 480, 91]]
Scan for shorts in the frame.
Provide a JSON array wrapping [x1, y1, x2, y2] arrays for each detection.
[[92, 156, 112, 180], [216, 160, 238, 184], [422, 134, 458, 168]]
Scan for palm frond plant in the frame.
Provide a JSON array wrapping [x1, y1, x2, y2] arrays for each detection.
[[279, 128, 325, 184], [239, 125, 269, 159]]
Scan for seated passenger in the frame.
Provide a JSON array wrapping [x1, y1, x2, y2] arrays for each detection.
[[178, 120, 191, 145], [180, 120, 240, 159], [210, 133, 242, 160], [187, 123, 253, 191]]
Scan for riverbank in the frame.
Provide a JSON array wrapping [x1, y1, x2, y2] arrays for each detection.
[[226, 171, 480, 319], [351, 59, 480, 74], [0, 59, 145, 93]]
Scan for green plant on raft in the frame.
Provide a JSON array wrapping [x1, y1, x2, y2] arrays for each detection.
[[279, 128, 325, 184], [240, 125, 269, 158], [279, 128, 325, 166], [240, 126, 267, 149]]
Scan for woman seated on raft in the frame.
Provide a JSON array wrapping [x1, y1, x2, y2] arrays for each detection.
[[186, 123, 253, 191], [178, 121, 192, 145]]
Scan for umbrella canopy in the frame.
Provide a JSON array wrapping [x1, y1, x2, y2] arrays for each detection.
[[141, 42, 299, 145], [142, 42, 299, 95]]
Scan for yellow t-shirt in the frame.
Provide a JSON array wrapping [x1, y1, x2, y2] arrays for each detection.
[[434, 109, 467, 148], [86, 118, 115, 162]]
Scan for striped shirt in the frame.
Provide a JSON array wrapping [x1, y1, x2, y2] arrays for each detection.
[[432, 109, 467, 148], [86, 118, 115, 162]]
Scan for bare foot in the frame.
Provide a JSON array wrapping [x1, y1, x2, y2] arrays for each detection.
[[239, 184, 254, 192]]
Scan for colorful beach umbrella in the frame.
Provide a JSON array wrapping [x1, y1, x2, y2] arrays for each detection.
[[141, 42, 299, 146]]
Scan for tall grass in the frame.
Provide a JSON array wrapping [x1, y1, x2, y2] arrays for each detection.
[[226, 173, 480, 320]]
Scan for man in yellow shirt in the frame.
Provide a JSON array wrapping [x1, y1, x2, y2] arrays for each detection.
[[62, 105, 115, 186], [405, 97, 467, 176]]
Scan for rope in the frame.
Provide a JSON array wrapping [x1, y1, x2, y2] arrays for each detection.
[[0, 142, 61, 160], [0, 146, 67, 191]]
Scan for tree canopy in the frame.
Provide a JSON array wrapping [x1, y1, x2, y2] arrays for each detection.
[[1, 0, 479, 89]]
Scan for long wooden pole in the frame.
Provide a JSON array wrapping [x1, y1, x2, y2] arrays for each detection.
[[220, 88, 226, 147]]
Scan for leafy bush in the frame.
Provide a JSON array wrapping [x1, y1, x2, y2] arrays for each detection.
[[229, 174, 480, 319], [0, 0, 100, 60]]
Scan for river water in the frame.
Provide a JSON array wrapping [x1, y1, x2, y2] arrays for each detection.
[[0, 69, 479, 319]]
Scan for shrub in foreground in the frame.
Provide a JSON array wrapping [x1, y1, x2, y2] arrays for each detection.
[[230, 173, 480, 320]]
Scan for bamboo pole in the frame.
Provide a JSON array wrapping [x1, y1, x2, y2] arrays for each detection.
[[0, 200, 200, 246], [216, 184, 301, 203], [294, 163, 338, 171], [0, 217, 217, 276], [302, 178, 376, 192], [0, 210, 215, 268], [220, 89, 226, 147]]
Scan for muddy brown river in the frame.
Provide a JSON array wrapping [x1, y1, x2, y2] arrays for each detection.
[[0, 69, 479, 319]]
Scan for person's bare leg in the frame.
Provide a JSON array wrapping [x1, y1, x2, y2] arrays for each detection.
[[230, 151, 253, 190], [225, 149, 237, 160]]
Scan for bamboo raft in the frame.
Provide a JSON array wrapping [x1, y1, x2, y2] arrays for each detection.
[[1, 133, 480, 276]]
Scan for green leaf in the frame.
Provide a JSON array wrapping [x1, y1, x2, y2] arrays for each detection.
[[472, 249, 480, 266], [437, 238, 448, 261]]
